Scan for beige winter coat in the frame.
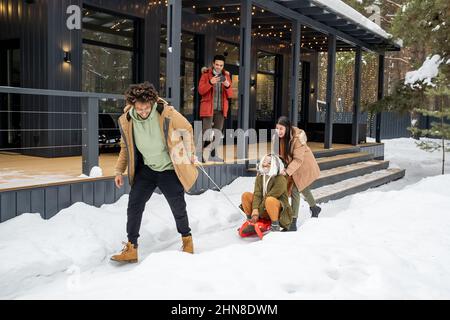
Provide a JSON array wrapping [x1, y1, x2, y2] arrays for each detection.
[[276, 127, 320, 192], [114, 99, 199, 192]]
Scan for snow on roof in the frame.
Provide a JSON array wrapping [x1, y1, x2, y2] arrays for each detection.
[[310, 0, 392, 40], [405, 54, 443, 87]]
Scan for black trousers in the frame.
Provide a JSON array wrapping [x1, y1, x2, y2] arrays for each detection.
[[127, 164, 191, 246]]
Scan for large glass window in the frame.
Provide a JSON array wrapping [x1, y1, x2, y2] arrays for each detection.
[[159, 27, 167, 98], [82, 7, 136, 113], [0, 42, 21, 149], [317, 52, 328, 111], [215, 41, 240, 67], [82, 44, 133, 94], [160, 28, 199, 120], [256, 52, 277, 122]]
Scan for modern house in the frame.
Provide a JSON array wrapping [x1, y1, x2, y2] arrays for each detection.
[[0, 0, 405, 223]]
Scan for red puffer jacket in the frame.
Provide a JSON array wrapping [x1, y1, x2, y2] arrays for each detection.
[[198, 67, 233, 118]]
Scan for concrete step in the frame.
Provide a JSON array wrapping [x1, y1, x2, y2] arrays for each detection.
[[311, 160, 390, 189], [313, 146, 361, 158], [313, 168, 406, 204], [246, 152, 374, 174], [316, 152, 374, 170]]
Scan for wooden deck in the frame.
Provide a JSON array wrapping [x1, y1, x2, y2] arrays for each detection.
[[0, 141, 393, 223], [0, 142, 380, 191]]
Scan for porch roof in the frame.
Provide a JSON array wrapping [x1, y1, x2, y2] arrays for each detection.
[[183, 0, 401, 53]]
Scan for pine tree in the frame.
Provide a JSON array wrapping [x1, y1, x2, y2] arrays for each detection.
[[367, 0, 449, 138], [409, 73, 450, 175]]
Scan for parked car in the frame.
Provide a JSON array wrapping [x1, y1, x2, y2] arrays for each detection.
[[99, 113, 121, 152]]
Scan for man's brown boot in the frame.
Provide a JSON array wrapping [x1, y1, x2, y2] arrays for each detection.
[[181, 235, 194, 254], [111, 241, 138, 263]]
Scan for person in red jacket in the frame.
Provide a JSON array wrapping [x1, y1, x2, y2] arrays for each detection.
[[198, 55, 233, 162]]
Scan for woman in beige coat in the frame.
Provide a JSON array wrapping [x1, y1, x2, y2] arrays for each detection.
[[274, 116, 322, 231]]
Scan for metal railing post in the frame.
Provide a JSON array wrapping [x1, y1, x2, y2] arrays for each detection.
[[82, 97, 99, 176]]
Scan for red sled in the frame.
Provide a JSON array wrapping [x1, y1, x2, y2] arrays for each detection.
[[238, 219, 272, 240]]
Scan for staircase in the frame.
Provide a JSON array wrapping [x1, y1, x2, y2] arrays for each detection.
[[247, 146, 405, 204]]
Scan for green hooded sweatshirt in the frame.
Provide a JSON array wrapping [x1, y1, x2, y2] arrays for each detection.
[[129, 104, 174, 172]]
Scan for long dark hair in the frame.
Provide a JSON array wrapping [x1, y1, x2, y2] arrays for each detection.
[[277, 116, 292, 162]]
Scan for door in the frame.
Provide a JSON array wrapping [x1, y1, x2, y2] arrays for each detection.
[[215, 40, 240, 133]]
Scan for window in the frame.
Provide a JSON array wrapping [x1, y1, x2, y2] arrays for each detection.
[[215, 41, 240, 67], [160, 28, 199, 120], [82, 7, 136, 113], [0, 40, 21, 148], [256, 52, 278, 122], [159, 27, 167, 98]]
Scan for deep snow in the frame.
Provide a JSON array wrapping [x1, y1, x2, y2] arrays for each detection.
[[1, 138, 449, 299]]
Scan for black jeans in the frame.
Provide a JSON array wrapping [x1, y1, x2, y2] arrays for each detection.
[[127, 164, 191, 246]]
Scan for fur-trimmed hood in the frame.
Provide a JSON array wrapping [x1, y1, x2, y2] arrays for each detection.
[[257, 153, 285, 177], [291, 127, 308, 146], [201, 66, 230, 76]]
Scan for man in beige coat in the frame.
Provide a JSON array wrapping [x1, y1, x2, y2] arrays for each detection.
[[111, 82, 199, 263]]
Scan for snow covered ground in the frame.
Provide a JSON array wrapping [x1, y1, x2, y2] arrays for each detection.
[[1, 138, 449, 300]]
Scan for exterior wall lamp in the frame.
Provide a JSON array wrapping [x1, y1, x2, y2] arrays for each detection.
[[63, 51, 71, 63]]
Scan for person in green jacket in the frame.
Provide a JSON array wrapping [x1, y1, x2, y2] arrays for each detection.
[[240, 154, 293, 231]]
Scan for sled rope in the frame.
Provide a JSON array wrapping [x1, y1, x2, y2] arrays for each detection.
[[196, 162, 247, 218]]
